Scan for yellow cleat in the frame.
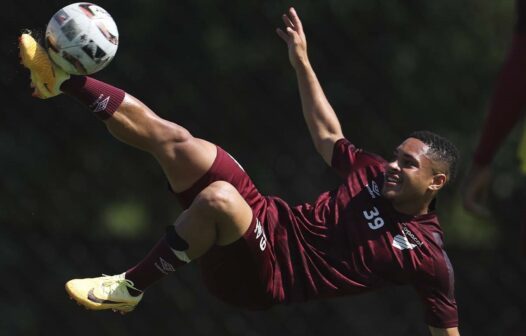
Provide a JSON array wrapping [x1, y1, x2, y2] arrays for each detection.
[[65, 273, 143, 313], [18, 33, 70, 99]]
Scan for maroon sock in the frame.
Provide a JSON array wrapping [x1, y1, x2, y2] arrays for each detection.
[[60, 76, 125, 120], [125, 235, 187, 294]]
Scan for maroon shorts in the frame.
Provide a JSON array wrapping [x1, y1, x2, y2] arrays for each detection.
[[174, 146, 277, 309]]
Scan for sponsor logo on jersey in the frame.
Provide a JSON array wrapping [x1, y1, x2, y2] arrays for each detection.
[[392, 234, 417, 250], [254, 218, 267, 251], [402, 225, 424, 247], [365, 181, 381, 199]]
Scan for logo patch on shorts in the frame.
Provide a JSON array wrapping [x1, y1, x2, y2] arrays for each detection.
[[254, 218, 267, 251]]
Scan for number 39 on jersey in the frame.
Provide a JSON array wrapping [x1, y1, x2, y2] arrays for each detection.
[[363, 207, 385, 230]]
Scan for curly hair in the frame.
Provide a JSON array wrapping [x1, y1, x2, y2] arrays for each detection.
[[409, 130, 460, 183]]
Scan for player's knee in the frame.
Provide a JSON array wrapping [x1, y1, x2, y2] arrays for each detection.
[[194, 181, 238, 215]]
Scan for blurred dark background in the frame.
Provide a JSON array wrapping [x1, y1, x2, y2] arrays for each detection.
[[2, 0, 526, 335]]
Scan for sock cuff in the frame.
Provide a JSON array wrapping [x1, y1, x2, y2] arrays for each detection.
[[60, 76, 126, 120], [60, 75, 87, 92]]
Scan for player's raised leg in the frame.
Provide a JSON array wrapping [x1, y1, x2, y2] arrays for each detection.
[[19, 33, 254, 313], [65, 181, 254, 313], [19, 33, 215, 193]]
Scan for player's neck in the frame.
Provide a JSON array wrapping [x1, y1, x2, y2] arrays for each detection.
[[392, 199, 431, 217], [391, 190, 437, 217]]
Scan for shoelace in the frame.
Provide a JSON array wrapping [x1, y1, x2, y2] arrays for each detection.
[[100, 274, 141, 295]]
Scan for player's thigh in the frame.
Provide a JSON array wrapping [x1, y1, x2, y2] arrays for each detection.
[[193, 180, 254, 246], [157, 137, 217, 192]]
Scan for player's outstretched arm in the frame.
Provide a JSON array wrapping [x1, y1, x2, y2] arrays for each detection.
[[276, 7, 344, 166], [429, 326, 460, 336]]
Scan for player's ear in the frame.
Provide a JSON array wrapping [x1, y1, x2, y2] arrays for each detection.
[[429, 173, 447, 191]]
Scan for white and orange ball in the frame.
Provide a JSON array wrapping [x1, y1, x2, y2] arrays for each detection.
[[45, 2, 119, 75]]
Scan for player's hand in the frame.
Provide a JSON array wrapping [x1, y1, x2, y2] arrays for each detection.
[[462, 164, 492, 218], [276, 7, 308, 70]]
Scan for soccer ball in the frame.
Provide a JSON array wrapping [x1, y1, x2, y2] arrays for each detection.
[[45, 3, 119, 75]]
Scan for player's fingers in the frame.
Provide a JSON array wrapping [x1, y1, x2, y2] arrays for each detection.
[[276, 28, 290, 43], [289, 7, 303, 32], [282, 13, 295, 30], [285, 27, 301, 43]]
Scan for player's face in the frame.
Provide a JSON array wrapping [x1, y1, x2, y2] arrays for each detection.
[[382, 138, 441, 207]]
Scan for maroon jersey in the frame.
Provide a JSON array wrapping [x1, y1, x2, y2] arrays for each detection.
[[175, 139, 458, 328], [253, 139, 458, 328]]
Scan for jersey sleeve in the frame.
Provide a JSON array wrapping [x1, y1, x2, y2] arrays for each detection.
[[331, 138, 386, 178], [413, 250, 459, 328]]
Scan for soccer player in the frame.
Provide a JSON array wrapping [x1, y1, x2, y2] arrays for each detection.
[[463, 0, 526, 254], [19, 7, 460, 336]]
